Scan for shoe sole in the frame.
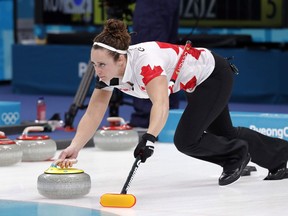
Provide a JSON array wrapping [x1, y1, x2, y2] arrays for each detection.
[[264, 168, 288, 180], [219, 154, 251, 186]]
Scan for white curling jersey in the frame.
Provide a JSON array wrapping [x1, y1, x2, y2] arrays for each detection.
[[95, 41, 215, 98]]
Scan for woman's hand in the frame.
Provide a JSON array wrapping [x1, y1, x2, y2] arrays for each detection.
[[57, 145, 80, 168]]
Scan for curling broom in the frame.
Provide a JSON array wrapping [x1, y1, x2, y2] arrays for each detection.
[[100, 156, 141, 208]]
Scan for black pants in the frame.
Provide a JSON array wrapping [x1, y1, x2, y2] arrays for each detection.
[[174, 52, 288, 171]]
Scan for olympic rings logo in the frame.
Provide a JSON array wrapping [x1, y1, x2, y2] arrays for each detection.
[[1, 112, 20, 125]]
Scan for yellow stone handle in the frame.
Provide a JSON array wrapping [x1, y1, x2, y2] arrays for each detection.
[[51, 159, 78, 167]]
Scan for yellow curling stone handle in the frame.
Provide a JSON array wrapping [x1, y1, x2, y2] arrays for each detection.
[[44, 167, 84, 174], [45, 159, 84, 174]]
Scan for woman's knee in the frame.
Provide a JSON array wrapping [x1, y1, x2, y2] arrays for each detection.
[[173, 132, 198, 153]]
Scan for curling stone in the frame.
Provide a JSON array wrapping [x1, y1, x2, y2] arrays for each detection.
[[37, 159, 91, 199], [0, 140, 23, 166], [94, 117, 139, 151], [15, 126, 57, 162]]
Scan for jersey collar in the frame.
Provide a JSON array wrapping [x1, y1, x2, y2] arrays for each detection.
[[121, 51, 133, 83]]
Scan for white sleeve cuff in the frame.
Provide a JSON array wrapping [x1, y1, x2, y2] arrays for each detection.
[[146, 140, 155, 147]]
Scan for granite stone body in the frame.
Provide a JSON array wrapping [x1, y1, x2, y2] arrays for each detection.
[[37, 171, 91, 199], [0, 140, 23, 166]]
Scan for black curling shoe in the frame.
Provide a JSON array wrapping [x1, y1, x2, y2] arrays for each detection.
[[264, 166, 288, 180], [219, 153, 251, 186]]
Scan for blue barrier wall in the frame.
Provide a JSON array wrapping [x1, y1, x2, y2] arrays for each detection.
[[214, 48, 288, 104], [12, 44, 93, 95], [0, 0, 13, 81], [158, 110, 288, 143], [12, 45, 288, 104]]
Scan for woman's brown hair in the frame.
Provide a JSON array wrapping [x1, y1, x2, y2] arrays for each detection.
[[93, 19, 131, 61]]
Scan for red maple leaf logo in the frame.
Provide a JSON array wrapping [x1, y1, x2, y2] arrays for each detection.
[[180, 76, 197, 91], [140, 64, 163, 85]]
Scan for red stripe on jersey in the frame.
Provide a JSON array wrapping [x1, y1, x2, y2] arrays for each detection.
[[156, 41, 205, 60], [188, 48, 205, 60], [141, 64, 164, 85], [156, 41, 180, 55]]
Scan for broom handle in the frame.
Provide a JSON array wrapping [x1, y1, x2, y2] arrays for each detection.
[[120, 41, 192, 194], [120, 156, 142, 194]]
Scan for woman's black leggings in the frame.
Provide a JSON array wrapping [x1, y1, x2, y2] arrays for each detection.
[[174, 52, 288, 171]]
